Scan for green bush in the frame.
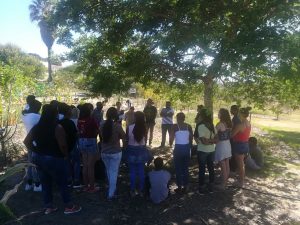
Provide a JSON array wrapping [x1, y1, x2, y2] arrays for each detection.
[[0, 203, 15, 224]]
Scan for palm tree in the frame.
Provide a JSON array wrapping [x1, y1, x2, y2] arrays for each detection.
[[29, 0, 56, 82]]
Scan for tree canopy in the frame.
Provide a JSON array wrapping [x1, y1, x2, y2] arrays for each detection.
[[0, 44, 45, 80], [52, 0, 299, 111]]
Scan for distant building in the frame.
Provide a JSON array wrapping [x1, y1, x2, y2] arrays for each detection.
[[129, 87, 137, 97]]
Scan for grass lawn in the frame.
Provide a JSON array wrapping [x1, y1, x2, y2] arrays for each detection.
[[252, 115, 300, 158]]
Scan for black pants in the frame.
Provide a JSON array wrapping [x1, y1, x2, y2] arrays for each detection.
[[197, 151, 215, 186], [161, 124, 172, 147]]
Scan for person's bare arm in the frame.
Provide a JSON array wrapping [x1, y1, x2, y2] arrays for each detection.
[[199, 137, 212, 145], [160, 109, 164, 117], [55, 124, 68, 157], [188, 125, 193, 145], [231, 123, 243, 137], [169, 125, 176, 146], [119, 125, 127, 148]]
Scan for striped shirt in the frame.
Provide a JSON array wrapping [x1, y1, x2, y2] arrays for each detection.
[[160, 107, 174, 124]]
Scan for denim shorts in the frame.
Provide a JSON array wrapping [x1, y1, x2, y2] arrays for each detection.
[[232, 142, 249, 155], [78, 138, 98, 154]]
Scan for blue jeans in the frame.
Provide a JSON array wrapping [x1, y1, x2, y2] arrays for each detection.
[[173, 144, 190, 187], [26, 150, 40, 184], [232, 142, 249, 155], [197, 151, 215, 186], [129, 163, 145, 191], [101, 152, 122, 198], [161, 124, 172, 147], [33, 153, 71, 208], [66, 145, 81, 183]]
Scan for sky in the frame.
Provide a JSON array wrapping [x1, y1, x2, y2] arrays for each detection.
[[0, 0, 68, 58]]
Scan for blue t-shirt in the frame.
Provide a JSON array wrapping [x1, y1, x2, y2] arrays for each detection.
[[148, 170, 171, 204]]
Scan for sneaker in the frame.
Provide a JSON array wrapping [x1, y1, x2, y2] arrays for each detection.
[[64, 205, 82, 215], [34, 184, 42, 192], [25, 183, 33, 191], [73, 182, 83, 189], [44, 207, 58, 215]]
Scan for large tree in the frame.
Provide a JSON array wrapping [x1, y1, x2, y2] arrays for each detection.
[[29, 0, 57, 82], [53, 0, 299, 111]]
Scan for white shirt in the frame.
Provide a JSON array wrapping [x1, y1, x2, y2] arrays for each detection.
[[22, 113, 41, 134], [128, 124, 146, 146], [175, 125, 190, 145]]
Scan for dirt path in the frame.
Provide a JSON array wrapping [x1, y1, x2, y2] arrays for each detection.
[[2, 114, 300, 225]]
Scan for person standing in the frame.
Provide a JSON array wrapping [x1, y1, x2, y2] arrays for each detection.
[[126, 99, 132, 109], [214, 108, 232, 190], [23, 104, 81, 215], [160, 101, 174, 148], [116, 101, 125, 124], [59, 103, 81, 188], [195, 108, 216, 193], [100, 107, 127, 200], [92, 102, 104, 126], [143, 99, 157, 146], [22, 98, 42, 192], [231, 105, 241, 127], [125, 111, 150, 197], [70, 105, 80, 127], [170, 112, 193, 193], [77, 103, 100, 193], [231, 107, 251, 188], [230, 105, 241, 172], [124, 106, 135, 128]]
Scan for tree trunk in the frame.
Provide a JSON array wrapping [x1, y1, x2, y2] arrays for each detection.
[[203, 75, 214, 113], [47, 47, 52, 82]]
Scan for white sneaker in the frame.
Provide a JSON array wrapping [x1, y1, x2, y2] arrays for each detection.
[[34, 184, 42, 192], [25, 183, 33, 191]]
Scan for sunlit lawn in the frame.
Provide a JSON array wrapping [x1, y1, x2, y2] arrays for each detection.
[[251, 114, 300, 151]]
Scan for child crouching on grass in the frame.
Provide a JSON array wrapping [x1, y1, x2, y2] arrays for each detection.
[[147, 157, 171, 204], [245, 137, 264, 170]]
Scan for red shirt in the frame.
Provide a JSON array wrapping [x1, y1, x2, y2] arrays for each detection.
[[77, 117, 99, 138], [233, 125, 251, 142]]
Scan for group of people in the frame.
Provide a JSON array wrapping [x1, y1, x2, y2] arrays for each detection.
[[22, 95, 262, 215]]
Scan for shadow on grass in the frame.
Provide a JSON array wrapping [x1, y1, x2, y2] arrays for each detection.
[[266, 129, 300, 158]]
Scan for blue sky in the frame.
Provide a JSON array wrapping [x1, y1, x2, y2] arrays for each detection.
[[0, 0, 68, 58]]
